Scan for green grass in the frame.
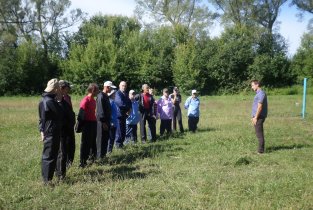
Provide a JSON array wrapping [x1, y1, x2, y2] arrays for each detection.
[[1, 94, 313, 209]]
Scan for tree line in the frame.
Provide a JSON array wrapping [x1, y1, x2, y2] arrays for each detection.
[[0, 0, 312, 95]]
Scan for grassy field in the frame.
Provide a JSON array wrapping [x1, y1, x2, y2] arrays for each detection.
[[1, 94, 313, 209]]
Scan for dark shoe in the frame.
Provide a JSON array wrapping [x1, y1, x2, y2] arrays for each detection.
[[43, 181, 54, 187]]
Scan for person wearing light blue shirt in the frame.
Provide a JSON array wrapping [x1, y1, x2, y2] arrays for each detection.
[[251, 80, 268, 154], [125, 90, 141, 144], [184, 89, 200, 132]]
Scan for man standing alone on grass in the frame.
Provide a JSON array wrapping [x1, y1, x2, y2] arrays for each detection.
[[251, 80, 268, 154], [114, 81, 131, 148], [96, 81, 115, 160], [184, 90, 200, 132], [38, 78, 63, 185]]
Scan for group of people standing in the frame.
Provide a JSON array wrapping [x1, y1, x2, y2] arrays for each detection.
[[38, 79, 200, 184]]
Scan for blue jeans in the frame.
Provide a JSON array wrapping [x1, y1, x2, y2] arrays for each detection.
[[125, 124, 137, 144]]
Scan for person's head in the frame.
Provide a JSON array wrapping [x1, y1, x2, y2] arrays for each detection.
[[59, 80, 71, 95], [149, 88, 154, 95], [108, 89, 117, 99], [163, 88, 169, 98], [129, 89, 135, 100], [251, 80, 261, 92], [103, 81, 116, 94], [173, 87, 179, 94], [87, 83, 99, 97], [191, 89, 198, 98], [119, 81, 127, 92], [142, 84, 149, 94], [44, 78, 60, 95]]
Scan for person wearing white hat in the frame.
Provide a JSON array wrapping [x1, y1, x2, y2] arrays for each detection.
[[184, 89, 200, 132], [38, 78, 63, 184], [96, 81, 116, 159]]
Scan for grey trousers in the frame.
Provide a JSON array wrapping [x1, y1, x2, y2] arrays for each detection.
[[254, 118, 266, 153]]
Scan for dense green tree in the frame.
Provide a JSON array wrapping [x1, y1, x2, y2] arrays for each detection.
[[205, 27, 255, 92], [62, 15, 144, 92], [173, 38, 205, 93], [291, 33, 313, 82], [249, 53, 292, 87], [138, 26, 176, 90]]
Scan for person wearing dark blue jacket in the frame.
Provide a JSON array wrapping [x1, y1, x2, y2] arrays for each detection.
[[114, 81, 131, 148], [38, 78, 63, 185]]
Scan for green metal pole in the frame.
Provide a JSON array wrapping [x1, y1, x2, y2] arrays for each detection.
[[302, 78, 307, 119]]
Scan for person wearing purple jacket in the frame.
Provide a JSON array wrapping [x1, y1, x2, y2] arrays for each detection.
[[157, 88, 173, 136]]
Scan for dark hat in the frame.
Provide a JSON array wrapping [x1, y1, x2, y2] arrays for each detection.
[[59, 80, 72, 89]]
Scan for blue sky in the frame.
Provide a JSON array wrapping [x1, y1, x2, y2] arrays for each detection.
[[70, 0, 310, 56]]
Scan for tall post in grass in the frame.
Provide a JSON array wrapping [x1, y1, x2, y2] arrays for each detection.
[[302, 78, 307, 119]]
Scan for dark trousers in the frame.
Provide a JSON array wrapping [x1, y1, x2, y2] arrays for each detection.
[[96, 121, 110, 159], [42, 132, 61, 182], [108, 126, 117, 153], [140, 111, 156, 142], [188, 116, 199, 132], [66, 128, 75, 166], [56, 130, 67, 178], [80, 121, 97, 165], [160, 119, 172, 136], [147, 117, 156, 141], [173, 107, 184, 133], [115, 116, 126, 147], [125, 124, 137, 143], [254, 118, 266, 153]]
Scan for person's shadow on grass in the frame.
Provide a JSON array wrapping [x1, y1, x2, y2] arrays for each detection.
[[266, 143, 311, 153]]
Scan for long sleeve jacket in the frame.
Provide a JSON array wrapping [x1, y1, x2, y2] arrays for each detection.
[[114, 90, 132, 117], [96, 92, 111, 124], [38, 93, 63, 135]]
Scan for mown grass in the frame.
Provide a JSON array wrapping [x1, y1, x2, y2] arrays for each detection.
[[1, 94, 313, 209]]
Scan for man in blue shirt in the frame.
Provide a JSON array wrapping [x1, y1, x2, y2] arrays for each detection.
[[114, 81, 132, 148], [251, 80, 268, 154], [184, 89, 200, 132]]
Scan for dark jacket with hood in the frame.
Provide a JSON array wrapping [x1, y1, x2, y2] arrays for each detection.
[[38, 93, 63, 137]]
